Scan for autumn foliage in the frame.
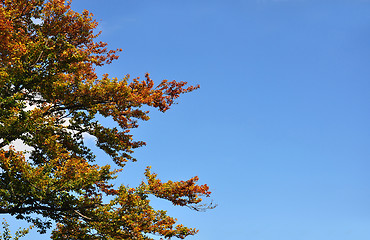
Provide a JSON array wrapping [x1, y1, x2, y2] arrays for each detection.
[[0, 0, 213, 239]]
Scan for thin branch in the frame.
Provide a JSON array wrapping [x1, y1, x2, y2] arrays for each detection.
[[0, 203, 98, 215], [74, 209, 93, 221]]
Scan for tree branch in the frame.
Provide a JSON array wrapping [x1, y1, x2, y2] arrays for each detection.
[[0, 204, 97, 215]]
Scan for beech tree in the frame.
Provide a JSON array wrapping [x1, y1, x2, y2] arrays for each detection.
[[0, 0, 213, 239]]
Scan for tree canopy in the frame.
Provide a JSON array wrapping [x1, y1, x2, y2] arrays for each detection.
[[0, 0, 213, 239]]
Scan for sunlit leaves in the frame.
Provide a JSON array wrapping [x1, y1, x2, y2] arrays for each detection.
[[0, 0, 212, 239]]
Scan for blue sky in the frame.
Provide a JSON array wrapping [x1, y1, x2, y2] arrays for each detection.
[[9, 0, 370, 239]]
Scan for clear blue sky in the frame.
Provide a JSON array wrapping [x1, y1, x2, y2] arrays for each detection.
[[11, 0, 370, 239]]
